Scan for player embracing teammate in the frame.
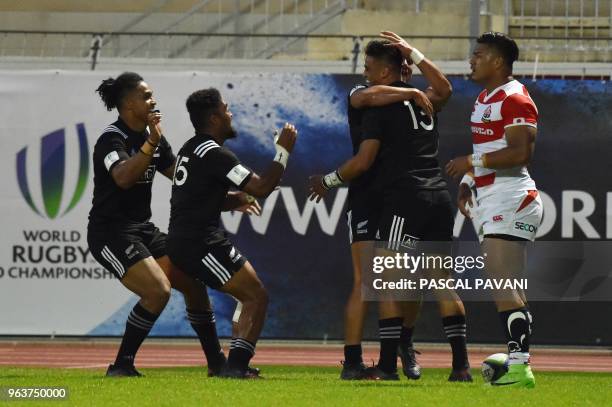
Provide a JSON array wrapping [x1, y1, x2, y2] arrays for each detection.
[[309, 33, 471, 382]]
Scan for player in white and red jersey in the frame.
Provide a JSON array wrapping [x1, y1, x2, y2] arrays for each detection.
[[446, 32, 540, 388]]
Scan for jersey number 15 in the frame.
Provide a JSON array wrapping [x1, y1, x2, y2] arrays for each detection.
[[173, 155, 189, 186]]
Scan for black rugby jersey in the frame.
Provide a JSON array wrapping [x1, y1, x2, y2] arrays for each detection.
[[88, 117, 175, 230], [346, 84, 383, 204], [168, 134, 253, 240], [361, 81, 446, 193]]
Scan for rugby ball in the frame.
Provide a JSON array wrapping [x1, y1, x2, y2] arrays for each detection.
[[481, 353, 509, 383]]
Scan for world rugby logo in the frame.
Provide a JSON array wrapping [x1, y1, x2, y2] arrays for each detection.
[[15, 123, 89, 219]]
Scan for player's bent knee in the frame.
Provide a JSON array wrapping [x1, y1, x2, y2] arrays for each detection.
[[144, 279, 171, 306], [255, 286, 269, 308]]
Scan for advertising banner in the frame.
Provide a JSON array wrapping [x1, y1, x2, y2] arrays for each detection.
[[0, 71, 610, 344]]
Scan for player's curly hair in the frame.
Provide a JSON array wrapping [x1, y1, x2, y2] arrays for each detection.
[[96, 72, 144, 111], [364, 40, 403, 72], [186, 88, 223, 131], [477, 32, 519, 70]]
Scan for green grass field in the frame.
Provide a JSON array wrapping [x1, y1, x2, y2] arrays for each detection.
[[2, 366, 611, 406]]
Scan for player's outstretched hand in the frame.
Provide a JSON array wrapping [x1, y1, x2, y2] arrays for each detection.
[[276, 123, 298, 153], [380, 31, 414, 58], [409, 89, 434, 116], [457, 183, 474, 219], [234, 192, 262, 216], [147, 110, 163, 144], [307, 175, 327, 203], [445, 155, 471, 178]]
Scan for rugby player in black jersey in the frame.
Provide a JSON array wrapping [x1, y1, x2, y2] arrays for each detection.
[[88, 73, 257, 377], [309, 33, 471, 381], [167, 88, 297, 379]]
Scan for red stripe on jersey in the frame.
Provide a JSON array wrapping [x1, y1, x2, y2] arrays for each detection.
[[471, 121, 505, 144], [516, 190, 539, 212], [478, 89, 507, 104], [477, 90, 488, 103], [474, 172, 496, 188], [522, 84, 529, 97]]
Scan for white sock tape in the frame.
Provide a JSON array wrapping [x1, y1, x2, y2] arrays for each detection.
[[232, 301, 243, 324]]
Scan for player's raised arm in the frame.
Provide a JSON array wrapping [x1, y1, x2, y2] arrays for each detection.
[[108, 111, 162, 190], [380, 31, 453, 111], [242, 123, 298, 199], [350, 85, 433, 116]]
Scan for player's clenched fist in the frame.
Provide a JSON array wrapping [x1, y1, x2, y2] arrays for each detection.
[[146, 110, 163, 144], [276, 122, 298, 153]]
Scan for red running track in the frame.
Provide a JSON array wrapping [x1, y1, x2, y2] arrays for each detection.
[[0, 341, 611, 373]]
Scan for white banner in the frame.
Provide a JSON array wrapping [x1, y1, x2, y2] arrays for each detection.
[[0, 70, 349, 335]]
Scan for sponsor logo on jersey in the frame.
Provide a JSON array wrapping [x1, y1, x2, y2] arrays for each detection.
[[471, 126, 494, 136], [400, 234, 419, 250], [137, 165, 157, 184], [493, 215, 504, 222], [356, 220, 368, 234], [515, 221, 537, 233], [482, 105, 492, 123], [125, 244, 139, 259], [229, 247, 242, 263]]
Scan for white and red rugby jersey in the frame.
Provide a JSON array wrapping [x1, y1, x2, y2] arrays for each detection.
[[470, 79, 538, 199]]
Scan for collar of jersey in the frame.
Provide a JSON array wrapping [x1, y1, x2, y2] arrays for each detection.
[[482, 79, 518, 103], [115, 116, 148, 139], [194, 132, 218, 143]]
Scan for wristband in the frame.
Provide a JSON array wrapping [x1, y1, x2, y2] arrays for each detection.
[[273, 144, 290, 169], [460, 173, 475, 188], [321, 170, 344, 190], [470, 153, 487, 168], [410, 48, 425, 65], [139, 147, 153, 156], [145, 138, 159, 148]]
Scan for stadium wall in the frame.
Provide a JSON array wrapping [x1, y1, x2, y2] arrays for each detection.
[[0, 70, 610, 345]]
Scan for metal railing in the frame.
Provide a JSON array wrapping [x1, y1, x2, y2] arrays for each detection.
[[508, 0, 612, 38], [0, 30, 610, 71]]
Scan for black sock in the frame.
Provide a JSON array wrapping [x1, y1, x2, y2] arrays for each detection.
[[442, 315, 469, 370], [378, 317, 403, 373], [114, 303, 159, 367], [499, 307, 531, 363], [344, 344, 363, 365], [187, 309, 224, 368], [399, 326, 414, 349], [227, 338, 256, 370]]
